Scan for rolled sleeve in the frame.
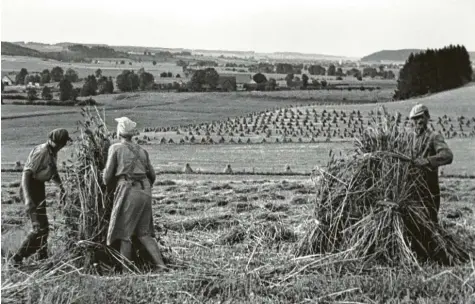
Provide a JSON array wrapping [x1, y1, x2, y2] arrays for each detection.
[[103, 146, 117, 186], [427, 134, 453, 168], [144, 150, 156, 185], [23, 147, 49, 178]]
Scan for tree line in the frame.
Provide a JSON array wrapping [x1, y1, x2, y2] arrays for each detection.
[[394, 45, 473, 100]]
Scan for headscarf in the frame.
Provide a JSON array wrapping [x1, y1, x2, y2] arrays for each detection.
[[115, 117, 137, 136]]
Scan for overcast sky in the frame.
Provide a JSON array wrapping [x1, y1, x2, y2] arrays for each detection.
[[1, 0, 474, 57]]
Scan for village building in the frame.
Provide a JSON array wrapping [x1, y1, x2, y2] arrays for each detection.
[[221, 73, 253, 90], [2, 72, 14, 86]]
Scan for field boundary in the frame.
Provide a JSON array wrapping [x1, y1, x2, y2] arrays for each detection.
[[1, 168, 474, 179]]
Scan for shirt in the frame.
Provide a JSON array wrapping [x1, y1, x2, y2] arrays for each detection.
[[103, 142, 156, 186], [412, 128, 453, 169], [412, 128, 453, 195], [23, 143, 58, 182]]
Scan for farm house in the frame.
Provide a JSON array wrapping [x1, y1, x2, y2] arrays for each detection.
[[1, 72, 14, 86], [220, 73, 253, 90]]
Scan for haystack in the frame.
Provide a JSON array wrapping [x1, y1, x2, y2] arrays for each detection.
[[183, 163, 194, 174], [296, 106, 470, 269]]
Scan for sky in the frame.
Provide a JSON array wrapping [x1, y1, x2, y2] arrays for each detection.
[[1, 0, 474, 58]]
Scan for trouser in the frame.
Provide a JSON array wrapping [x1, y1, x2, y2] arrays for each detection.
[[406, 182, 442, 261], [15, 180, 50, 261]]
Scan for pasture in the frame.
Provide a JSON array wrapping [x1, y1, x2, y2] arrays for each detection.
[[1, 55, 185, 80]]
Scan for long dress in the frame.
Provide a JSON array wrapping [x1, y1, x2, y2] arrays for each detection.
[[102, 141, 156, 246]]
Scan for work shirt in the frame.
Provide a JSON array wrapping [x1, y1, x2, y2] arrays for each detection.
[[23, 143, 58, 182], [412, 128, 453, 170], [103, 142, 156, 186], [411, 128, 453, 221]]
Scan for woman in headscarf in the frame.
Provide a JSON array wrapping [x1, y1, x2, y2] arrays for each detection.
[[12, 128, 72, 266], [102, 117, 167, 271]]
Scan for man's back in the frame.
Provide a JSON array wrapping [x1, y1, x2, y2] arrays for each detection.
[[109, 142, 149, 176]]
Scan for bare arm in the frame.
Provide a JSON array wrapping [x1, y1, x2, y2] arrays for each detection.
[[145, 150, 156, 185], [427, 134, 453, 168], [22, 170, 35, 208], [103, 146, 117, 187]]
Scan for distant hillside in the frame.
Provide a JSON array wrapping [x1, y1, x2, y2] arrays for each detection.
[[361, 49, 423, 62], [1, 42, 44, 57], [1, 41, 129, 61], [362, 49, 475, 63]]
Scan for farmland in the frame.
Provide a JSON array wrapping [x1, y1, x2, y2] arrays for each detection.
[[2, 84, 475, 175], [1, 88, 392, 164], [2, 54, 475, 303], [2, 173, 475, 302], [1, 56, 185, 80]]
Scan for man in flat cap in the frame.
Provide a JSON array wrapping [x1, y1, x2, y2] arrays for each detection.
[[12, 128, 72, 266], [409, 104, 453, 223]]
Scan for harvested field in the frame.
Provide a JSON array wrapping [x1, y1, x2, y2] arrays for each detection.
[[2, 175, 475, 303], [2, 73, 475, 303]]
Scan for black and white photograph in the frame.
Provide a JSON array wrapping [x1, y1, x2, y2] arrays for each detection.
[[1, 0, 475, 302]]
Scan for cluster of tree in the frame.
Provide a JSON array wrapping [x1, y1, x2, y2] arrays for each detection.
[[275, 63, 301, 74], [362, 66, 395, 79], [308, 65, 326, 76], [325, 65, 346, 77], [160, 72, 180, 78], [155, 51, 174, 57], [116, 70, 140, 92], [225, 63, 247, 68], [58, 79, 78, 101], [57, 68, 115, 100], [394, 45, 473, 100], [157, 82, 183, 91], [176, 60, 188, 67], [41, 86, 53, 100], [248, 62, 275, 74], [190, 68, 220, 91], [67, 44, 128, 58], [244, 73, 276, 91], [14, 67, 80, 85], [196, 60, 218, 67], [138, 68, 155, 90], [115, 68, 156, 92]]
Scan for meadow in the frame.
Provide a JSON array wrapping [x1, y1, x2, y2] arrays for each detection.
[[1, 56, 185, 80]]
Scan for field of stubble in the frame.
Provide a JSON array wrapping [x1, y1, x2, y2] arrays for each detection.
[[1, 173, 475, 303]]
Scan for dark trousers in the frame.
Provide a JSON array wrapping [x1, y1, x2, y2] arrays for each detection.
[[15, 180, 49, 261], [406, 181, 442, 262]]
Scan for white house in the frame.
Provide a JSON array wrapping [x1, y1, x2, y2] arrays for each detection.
[[2, 74, 14, 86]]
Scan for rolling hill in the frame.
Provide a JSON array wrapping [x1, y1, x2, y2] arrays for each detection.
[[362, 49, 475, 63], [1, 41, 44, 57], [1, 41, 129, 61]]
